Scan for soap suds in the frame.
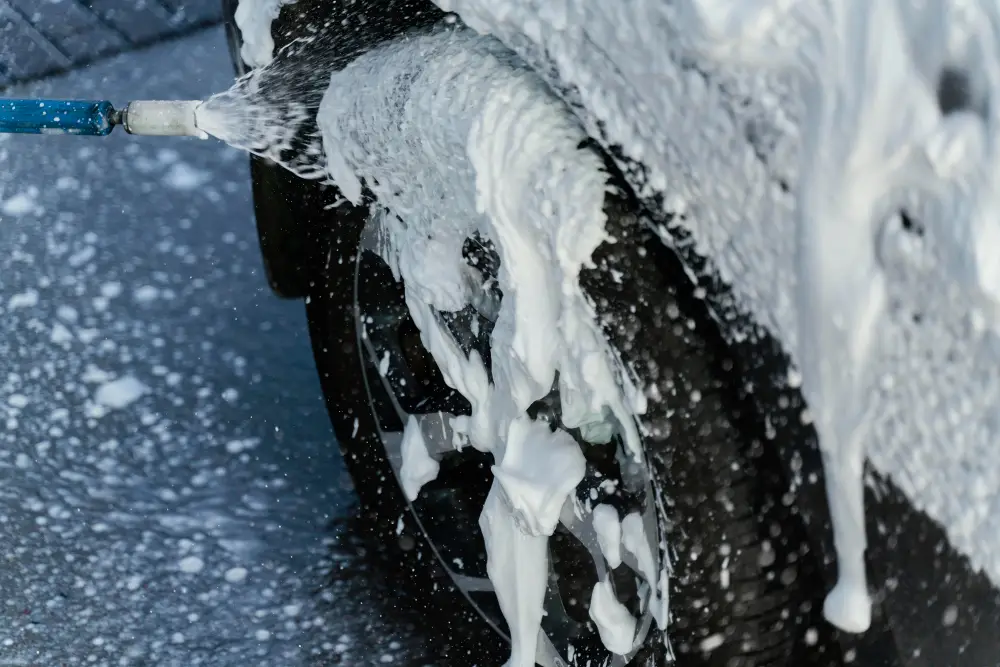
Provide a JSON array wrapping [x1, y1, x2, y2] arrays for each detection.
[[162, 162, 211, 191], [315, 26, 653, 664], [133, 285, 160, 303], [178, 555, 205, 574], [7, 393, 29, 409], [224, 567, 249, 584], [699, 632, 725, 653], [589, 578, 638, 656], [592, 504, 622, 569], [399, 415, 441, 502], [8, 289, 39, 309], [234, 0, 299, 69], [100, 281, 123, 299], [67, 245, 95, 267], [94, 376, 148, 410], [480, 484, 550, 667], [433, 0, 1000, 635], [1, 189, 39, 216], [50, 322, 74, 344], [225, 0, 1000, 651], [490, 417, 586, 537]]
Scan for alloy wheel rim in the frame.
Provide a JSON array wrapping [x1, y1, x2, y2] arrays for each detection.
[[353, 213, 664, 666]]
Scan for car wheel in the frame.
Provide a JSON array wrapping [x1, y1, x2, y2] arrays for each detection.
[[303, 138, 844, 664]]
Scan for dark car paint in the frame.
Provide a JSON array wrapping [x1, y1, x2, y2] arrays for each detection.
[[220, 1, 1000, 665]]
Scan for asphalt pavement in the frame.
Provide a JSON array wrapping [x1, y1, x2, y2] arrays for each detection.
[[0, 26, 437, 667], [0, 0, 221, 86]]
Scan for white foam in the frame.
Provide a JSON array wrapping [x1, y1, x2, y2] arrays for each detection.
[[67, 246, 95, 268], [56, 305, 78, 322], [162, 163, 211, 191], [7, 394, 29, 409], [133, 286, 160, 303], [480, 483, 550, 667], [1, 190, 38, 216], [224, 566, 249, 584], [399, 415, 441, 501], [50, 322, 74, 344], [589, 577, 638, 656], [316, 26, 648, 662], [434, 0, 1000, 634], [100, 282, 123, 299], [699, 632, 725, 653], [178, 556, 204, 574], [234, 0, 298, 69], [8, 289, 39, 309], [94, 376, 148, 410], [491, 417, 586, 537], [592, 504, 622, 569]]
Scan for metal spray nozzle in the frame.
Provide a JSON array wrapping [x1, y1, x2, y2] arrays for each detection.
[[118, 100, 207, 138]]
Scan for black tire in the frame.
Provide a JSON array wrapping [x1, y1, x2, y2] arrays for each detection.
[[302, 134, 845, 663], [580, 172, 843, 666]]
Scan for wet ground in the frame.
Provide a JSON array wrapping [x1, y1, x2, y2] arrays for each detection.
[[0, 0, 220, 85], [0, 26, 440, 667]]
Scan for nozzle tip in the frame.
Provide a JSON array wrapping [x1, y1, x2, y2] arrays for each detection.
[[121, 100, 205, 138]]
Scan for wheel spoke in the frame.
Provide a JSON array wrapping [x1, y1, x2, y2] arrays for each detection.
[[558, 498, 609, 581], [535, 630, 569, 667], [355, 215, 660, 666], [450, 574, 495, 593]]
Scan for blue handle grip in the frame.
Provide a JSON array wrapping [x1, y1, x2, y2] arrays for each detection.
[[0, 99, 116, 136]]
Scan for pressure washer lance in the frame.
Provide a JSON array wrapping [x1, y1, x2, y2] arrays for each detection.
[[0, 99, 206, 137]]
